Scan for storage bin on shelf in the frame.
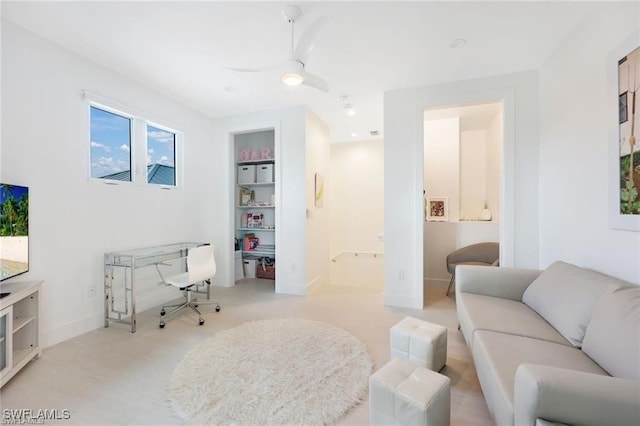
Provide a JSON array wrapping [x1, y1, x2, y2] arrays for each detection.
[[256, 163, 274, 183], [237, 164, 256, 184], [257, 257, 275, 279], [243, 259, 258, 278]]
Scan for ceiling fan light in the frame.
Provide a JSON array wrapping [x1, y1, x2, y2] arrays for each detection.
[[281, 72, 304, 86]]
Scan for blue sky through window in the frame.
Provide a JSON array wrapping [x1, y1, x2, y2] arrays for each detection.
[[147, 125, 175, 168], [147, 125, 176, 185], [90, 107, 131, 179]]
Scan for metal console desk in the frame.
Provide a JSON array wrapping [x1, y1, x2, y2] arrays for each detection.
[[104, 242, 205, 333]]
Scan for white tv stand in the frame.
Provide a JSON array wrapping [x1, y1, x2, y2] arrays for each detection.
[[0, 280, 42, 388]]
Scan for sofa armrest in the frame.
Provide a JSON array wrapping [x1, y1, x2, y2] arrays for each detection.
[[515, 364, 640, 426], [455, 265, 542, 301]]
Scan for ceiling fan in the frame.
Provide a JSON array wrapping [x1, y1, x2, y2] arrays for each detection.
[[230, 5, 330, 92]]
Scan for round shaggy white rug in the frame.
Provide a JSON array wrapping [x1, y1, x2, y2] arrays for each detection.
[[168, 318, 373, 425]]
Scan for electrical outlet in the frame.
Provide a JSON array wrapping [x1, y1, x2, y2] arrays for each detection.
[[398, 270, 405, 281], [87, 286, 96, 298]]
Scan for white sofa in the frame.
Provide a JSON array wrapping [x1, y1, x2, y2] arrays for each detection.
[[455, 261, 640, 426]]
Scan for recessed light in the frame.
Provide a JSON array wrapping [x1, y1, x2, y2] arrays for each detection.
[[344, 104, 356, 116], [450, 38, 466, 48], [351, 133, 358, 138]]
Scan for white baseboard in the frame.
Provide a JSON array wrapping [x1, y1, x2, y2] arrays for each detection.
[[41, 315, 100, 348], [41, 286, 182, 348], [276, 281, 306, 296], [306, 276, 321, 294]]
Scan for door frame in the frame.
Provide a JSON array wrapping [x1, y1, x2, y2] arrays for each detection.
[[416, 89, 516, 304]]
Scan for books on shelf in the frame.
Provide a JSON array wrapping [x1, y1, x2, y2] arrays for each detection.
[[244, 234, 259, 251], [243, 234, 275, 253], [247, 213, 264, 228], [247, 201, 273, 207]]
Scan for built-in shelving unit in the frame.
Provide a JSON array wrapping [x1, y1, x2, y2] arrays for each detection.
[[0, 280, 42, 388], [234, 130, 276, 281]]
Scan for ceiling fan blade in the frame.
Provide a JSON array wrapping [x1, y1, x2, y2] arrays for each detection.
[[302, 71, 329, 92], [225, 62, 282, 73], [294, 16, 329, 65], [225, 67, 264, 73]]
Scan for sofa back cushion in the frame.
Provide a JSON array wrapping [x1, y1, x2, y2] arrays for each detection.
[[522, 261, 626, 347], [582, 285, 640, 380]]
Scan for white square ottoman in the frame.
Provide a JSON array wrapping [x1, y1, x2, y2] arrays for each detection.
[[369, 357, 451, 426], [391, 316, 447, 371]]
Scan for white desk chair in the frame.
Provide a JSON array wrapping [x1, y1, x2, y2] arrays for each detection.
[[159, 244, 221, 328]]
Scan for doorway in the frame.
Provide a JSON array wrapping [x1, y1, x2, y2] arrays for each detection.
[[230, 128, 278, 291], [327, 140, 385, 291], [423, 102, 503, 296]]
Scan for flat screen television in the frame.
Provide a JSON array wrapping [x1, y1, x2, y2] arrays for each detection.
[[0, 183, 29, 283]]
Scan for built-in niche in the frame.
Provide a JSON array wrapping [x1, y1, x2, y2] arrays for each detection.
[[423, 102, 503, 281], [424, 102, 502, 222]]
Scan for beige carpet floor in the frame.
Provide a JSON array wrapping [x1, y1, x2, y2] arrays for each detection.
[[0, 279, 492, 425]]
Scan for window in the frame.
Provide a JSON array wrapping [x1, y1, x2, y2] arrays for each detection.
[[87, 99, 181, 188], [146, 125, 176, 186], [90, 107, 132, 181]]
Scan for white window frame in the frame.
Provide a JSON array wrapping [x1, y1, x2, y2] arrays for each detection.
[[88, 103, 136, 185], [145, 121, 181, 189], [84, 91, 183, 189]]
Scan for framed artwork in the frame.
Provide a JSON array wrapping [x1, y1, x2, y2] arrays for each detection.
[[314, 173, 325, 207], [609, 35, 640, 231], [426, 196, 448, 221], [617, 46, 639, 217]]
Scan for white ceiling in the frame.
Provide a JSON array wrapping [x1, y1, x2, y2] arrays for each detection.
[[1, 1, 600, 143]]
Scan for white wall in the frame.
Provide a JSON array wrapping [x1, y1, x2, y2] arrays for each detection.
[[460, 130, 487, 219], [539, 3, 640, 284], [305, 110, 330, 291], [329, 140, 384, 254], [424, 118, 460, 221], [385, 70, 539, 308], [1, 21, 217, 346]]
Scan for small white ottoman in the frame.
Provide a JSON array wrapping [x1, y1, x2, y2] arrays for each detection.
[[369, 357, 451, 426], [391, 316, 447, 371]]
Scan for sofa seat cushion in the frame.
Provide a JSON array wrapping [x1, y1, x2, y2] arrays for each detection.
[[522, 261, 626, 347], [472, 330, 608, 426], [457, 292, 571, 348], [582, 285, 640, 380]]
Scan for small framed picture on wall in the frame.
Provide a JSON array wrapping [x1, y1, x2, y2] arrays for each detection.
[[426, 196, 449, 221]]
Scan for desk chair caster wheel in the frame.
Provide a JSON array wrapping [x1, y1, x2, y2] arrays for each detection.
[[199, 318, 205, 326], [215, 305, 221, 312], [159, 321, 166, 329]]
